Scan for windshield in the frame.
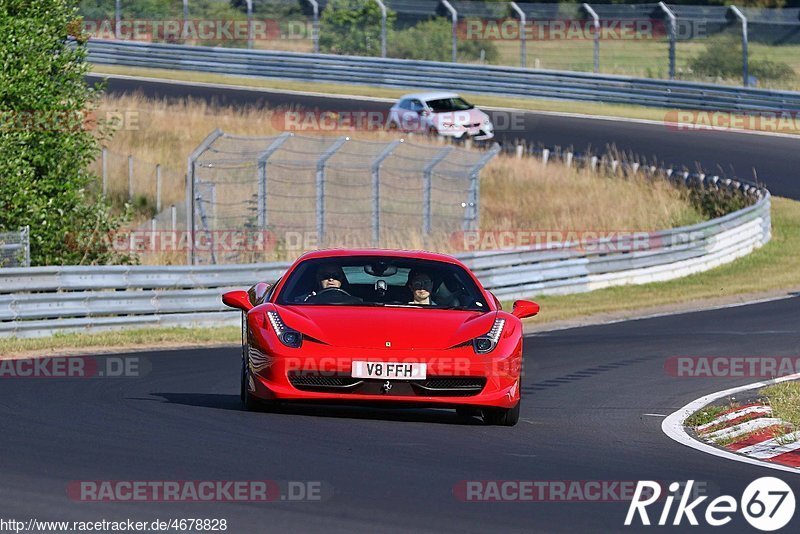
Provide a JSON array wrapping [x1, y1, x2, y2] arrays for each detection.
[[276, 256, 489, 311], [426, 97, 474, 112]]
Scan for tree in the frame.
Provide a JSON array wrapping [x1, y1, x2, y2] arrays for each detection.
[[319, 0, 395, 56], [0, 0, 131, 265]]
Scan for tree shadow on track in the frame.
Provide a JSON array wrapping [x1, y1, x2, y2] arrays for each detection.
[[149, 392, 486, 425]]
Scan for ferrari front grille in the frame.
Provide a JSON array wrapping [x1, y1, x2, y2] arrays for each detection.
[[288, 373, 362, 389]]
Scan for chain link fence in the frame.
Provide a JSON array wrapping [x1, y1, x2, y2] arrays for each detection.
[[0, 227, 31, 268], [79, 1, 800, 89], [184, 130, 498, 264]]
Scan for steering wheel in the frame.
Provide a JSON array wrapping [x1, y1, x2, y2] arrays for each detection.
[[305, 287, 361, 304]]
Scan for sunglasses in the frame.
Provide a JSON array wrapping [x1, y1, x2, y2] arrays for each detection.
[[319, 271, 342, 281], [411, 279, 433, 290]]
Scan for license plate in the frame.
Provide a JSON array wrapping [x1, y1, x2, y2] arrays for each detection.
[[351, 361, 426, 380]]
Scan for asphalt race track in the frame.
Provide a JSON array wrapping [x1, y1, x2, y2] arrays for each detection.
[[91, 74, 800, 199], [2, 75, 796, 532], [1, 297, 799, 532]]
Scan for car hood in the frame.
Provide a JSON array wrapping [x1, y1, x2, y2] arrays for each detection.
[[274, 305, 497, 350]]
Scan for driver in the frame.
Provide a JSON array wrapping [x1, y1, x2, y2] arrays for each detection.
[[407, 270, 436, 306], [302, 263, 347, 302]]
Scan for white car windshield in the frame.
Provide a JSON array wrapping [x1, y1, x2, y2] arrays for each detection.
[[426, 97, 474, 112]]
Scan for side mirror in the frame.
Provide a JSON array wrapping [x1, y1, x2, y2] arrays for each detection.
[[247, 282, 272, 307], [512, 300, 539, 319], [222, 290, 253, 312]]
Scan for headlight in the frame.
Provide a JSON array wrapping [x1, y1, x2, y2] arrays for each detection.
[[267, 311, 302, 348], [473, 318, 505, 354]]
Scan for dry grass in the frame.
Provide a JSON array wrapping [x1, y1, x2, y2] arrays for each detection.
[[95, 93, 702, 263]]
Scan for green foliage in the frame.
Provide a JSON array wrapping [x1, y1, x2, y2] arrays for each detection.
[[689, 36, 796, 83], [390, 17, 498, 63], [687, 186, 749, 219], [319, 0, 395, 56], [0, 0, 133, 265]]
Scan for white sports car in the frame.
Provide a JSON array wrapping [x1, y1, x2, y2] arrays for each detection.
[[388, 92, 495, 141]]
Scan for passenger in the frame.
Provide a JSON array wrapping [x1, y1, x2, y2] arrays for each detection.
[[407, 270, 436, 305]]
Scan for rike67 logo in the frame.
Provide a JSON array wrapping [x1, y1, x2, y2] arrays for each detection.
[[625, 478, 795, 531]]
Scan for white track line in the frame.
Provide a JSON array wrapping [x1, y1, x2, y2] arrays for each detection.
[[697, 405, 773, 432], [738, 432, 800, 459], [704, 418, 783, 442], [661, 373, 800, 474]]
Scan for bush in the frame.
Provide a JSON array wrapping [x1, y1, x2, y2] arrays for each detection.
[[390, 17, 498, 63], [319, 0, 395, 56], [0, 0, 133, 265], [689, 36, 795, 83]]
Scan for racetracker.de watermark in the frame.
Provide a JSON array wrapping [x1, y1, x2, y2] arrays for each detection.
[[665, 110, 800, 133], [0, 110, 139, 132], [83, 19, 312, 41], [67, 480, 330, 502], [270, 110, 522, 132], [664, 356, 800, 378], [449, 229, 709, 253], [0, 356, 147, 379], [459, 18, 707, 40], [453, 480, 712, 502]]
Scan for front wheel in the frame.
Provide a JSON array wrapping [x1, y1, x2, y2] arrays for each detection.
[[241, 357, 261, 411], [483, 402, 520, 426]]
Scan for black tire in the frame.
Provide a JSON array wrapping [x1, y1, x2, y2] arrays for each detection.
[[241, 360, 261, 412], [482, 401, 520, 426]]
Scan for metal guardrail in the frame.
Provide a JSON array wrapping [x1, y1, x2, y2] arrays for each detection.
[[0, 186, 770, 338], [87, 40, 800, 113]]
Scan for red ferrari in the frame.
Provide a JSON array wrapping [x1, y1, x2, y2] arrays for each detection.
[[222, 249, 539, 425]]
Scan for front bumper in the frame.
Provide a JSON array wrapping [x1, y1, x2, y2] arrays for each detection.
[[247, 342, 522, 409]]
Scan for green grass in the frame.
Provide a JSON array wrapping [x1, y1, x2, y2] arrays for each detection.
[[686, 404, 729, 428], [0, 327, 240, 358], [762, 381, 800, 430], [514, 196, 800, 325]]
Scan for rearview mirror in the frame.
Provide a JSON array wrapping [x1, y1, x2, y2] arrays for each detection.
[[512, 300, 539, 319], [247, 282, 272, 307], [222, 290, 253, 312]]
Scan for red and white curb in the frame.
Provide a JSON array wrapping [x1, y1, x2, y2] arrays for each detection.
[[662, 373, 800, 474]]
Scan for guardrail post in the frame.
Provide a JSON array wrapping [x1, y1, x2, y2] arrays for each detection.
[[186, 129, 224, 265], [22, 225, 30, 267], [441, 0, 458, 63], [256, 132, 292, 230], [306, 0, 319, 54], [156, 164, 162, 213], [115, 0, 121, 40], [423, 147, 453, 237], [463, 144, 500, 231], [658, 2, 676, 80], [374, 0, 388, 58], [582, 4, 600, 73], [127, 155, 134, 200], [542, 148, 549, 166], [370, 140, 401, 246], [316, 137, 348, 247], [150, 217, 157, 252], [729, 6, 749, 87], [171, 205, 177, 232], [182, 0, 189, 40], [101, 147, 107, 196], [510, 2, 526, 68], [245, 0, 254, 49]]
